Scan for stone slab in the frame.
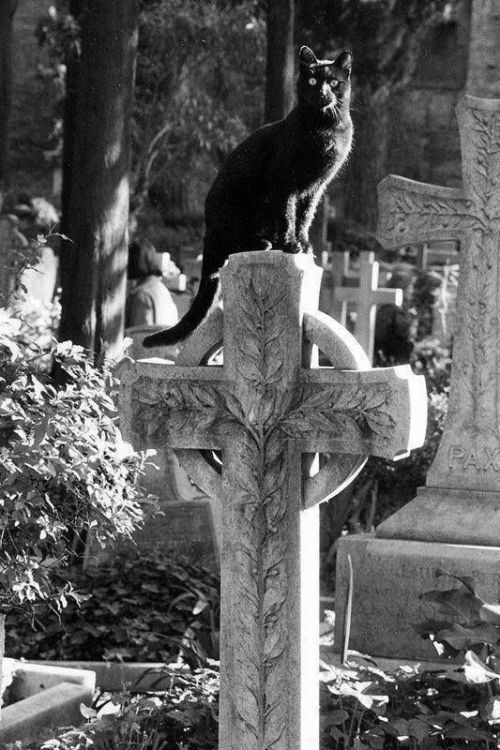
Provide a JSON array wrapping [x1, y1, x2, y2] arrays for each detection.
[[9, 662, 95, 702], [0, 682, 93, 744], [376, 487, 500, 546], [334, 534, 500, 661], [27, 661, 175, 692]]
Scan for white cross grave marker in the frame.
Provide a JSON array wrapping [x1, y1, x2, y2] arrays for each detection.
[[118, 250, 426, 749], [334, 250, 403, 361]]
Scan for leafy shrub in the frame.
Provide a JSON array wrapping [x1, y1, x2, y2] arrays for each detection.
[[415, 571, 500, 663], [320, 655, 500, 749], [0, 303, 148, 617], [14, 654, 500, 749], [6, 548, 220, 667]]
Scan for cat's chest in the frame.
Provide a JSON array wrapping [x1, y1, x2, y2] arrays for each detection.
[[293, 125, 351, 181]]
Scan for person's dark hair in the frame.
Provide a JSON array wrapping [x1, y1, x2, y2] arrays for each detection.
[[127, 237, 162, 279]]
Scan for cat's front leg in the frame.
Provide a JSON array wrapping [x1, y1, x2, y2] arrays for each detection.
[[279, 194, 301, 253], [297, 192, 323, 253]]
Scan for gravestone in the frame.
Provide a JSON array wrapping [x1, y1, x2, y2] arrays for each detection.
[[335, 95, 500, 659], [334, 250, 403, 361], [319, 250, 351, 324], [87, 326, 222, 570], [118, 250, 426, 748]]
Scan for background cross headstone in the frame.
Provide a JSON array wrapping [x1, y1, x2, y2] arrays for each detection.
[[335, 95, 500, 660], [334, 250, 403, 361], [85, 326, 221, 571], [119, 251, 426, 749]]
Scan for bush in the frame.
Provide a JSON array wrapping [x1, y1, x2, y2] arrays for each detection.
[[0, 299, 148, 617], [5, 548, 220, 667]]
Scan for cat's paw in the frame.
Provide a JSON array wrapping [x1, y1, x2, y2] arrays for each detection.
[[283, 241, 302, 254], [299, 240, 314, 254]]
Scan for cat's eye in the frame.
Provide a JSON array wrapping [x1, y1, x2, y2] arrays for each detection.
[[308, 77, 317, 86], [330, 80, 339, 88]]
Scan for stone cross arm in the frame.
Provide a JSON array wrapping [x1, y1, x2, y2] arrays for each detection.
[[377, 175, 472, 250], [118, 358, 425, 467], [377, 97, 500, 253]]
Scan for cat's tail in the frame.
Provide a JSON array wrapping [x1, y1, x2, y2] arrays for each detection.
[[142, 275, 219, 347]]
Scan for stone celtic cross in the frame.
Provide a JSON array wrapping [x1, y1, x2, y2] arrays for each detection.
[[377, 96, 500, 544], [118, 251, 426, 749], [334, 250, 403, 361]]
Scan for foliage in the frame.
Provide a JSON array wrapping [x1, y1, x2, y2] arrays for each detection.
[[13, 652, 500, 749], [5, 548, 220, 668], [320, 654, 500, 749], [299, 0, 460, 94], [415, 571, 500, 663], [0, 301, 148, 615], [35, 1, 266, 225], [9, 664, 219, 750]]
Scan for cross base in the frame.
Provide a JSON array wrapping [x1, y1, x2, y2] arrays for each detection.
[[376, 487, 500, 547], [334, 534, 500, 661]]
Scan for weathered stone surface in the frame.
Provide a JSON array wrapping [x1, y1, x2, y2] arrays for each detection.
[[118, 251, 426, 750], [467, 0, 500, 98], [335, 535, 500, 660], [377, 96, 500, 526], [334, 251, 403, 361], [334, 96, 500, 662]]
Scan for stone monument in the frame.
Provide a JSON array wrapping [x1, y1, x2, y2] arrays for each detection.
[[335, 95, 500, 660], [118, 250, 426, 748]]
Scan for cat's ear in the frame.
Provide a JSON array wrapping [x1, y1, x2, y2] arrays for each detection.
[[335, 50, 353, 78], [299, 46, 317, 67]]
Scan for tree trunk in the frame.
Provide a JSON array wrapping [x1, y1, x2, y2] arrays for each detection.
[[264, 0, 295, 123], [0, 0, 18, 192], [59, 0, 139, 362], [467, 0, 500, 97], [60, 0, 84, 227]]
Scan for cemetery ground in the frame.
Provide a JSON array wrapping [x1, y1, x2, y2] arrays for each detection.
[[2, 241, 500, 750]]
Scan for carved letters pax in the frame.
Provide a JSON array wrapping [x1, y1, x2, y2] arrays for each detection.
[[119, 251, 426, 750], [377, 96, 500, 493]]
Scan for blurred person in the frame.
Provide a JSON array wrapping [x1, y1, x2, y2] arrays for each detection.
[[374, 264, 417, 365], [125, 237, 178, 328]]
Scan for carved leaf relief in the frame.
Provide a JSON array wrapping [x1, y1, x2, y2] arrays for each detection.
[[280, 384, 395, 443]]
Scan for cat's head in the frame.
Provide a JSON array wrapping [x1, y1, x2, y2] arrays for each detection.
[[297, 46, 352, 115]]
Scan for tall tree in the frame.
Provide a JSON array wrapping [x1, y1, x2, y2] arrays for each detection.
[[59, 0, 139, 362], [264, 0, 295, 122], [0, 0, 18, 192], [60, 0, 84, 226]]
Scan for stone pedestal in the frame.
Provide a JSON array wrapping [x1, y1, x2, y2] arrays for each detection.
[[335, 534, 500, 660]]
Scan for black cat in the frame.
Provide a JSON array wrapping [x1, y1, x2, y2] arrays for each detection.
[[144, 45, 353, 347]]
